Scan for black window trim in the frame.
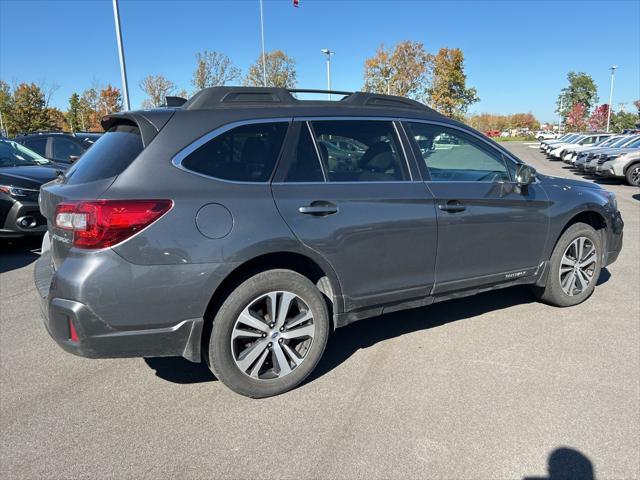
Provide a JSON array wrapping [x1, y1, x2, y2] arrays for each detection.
[[171, 117, 293, 184], [402, 118, 524, 184]]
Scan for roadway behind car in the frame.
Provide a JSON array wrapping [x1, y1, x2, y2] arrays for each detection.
[[0, 142, 638, 479]]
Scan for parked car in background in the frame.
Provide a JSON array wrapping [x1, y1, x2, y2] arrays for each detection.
[[585, 137, 640, 175], [540, 133, 575, 152], [545, 134, 587, 157], [485, 130, 501, 137], [35, 86, 623, 398], [596, 149, 640, 186], [548, 133, 611, 159], [14, 131, 101, 167], [576, 135, 640, 171], [563, 135, 623, 164], [536, 130, 559, 141], [0, 138, 58, 238]]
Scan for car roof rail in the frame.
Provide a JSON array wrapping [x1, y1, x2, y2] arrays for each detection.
[[182, 86, 433, 112]]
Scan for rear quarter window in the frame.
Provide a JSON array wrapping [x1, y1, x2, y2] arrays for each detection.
[[180, 122, 288, 182], [64, 124, 143, 185]]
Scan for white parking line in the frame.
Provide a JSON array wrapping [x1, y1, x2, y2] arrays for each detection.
[[523, 142, 538, 145]]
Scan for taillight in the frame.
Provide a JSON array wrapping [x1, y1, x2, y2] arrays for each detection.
[[55, 199, 173, 249]]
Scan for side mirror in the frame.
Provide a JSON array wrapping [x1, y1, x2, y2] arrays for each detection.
[[68, 155, 80, 163], [515, 164, 536, 185]]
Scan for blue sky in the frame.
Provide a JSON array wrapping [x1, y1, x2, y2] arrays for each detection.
[[1, 0, 638, 122]]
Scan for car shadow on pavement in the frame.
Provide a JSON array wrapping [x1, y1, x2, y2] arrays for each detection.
[[523, 447, 595, 480], [632, 193, 640, 202], [145, 271, 612, 386], [143, 357, 217, 384], [0, 237, 42, 274]]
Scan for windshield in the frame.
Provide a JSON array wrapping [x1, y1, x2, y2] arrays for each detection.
[[619, 135, 640, 148], [568, 135, 585, 143], [624, 138, 640, 148], [611, 136, 637, 148], [597, 136, 619, 147], [0, 140, 51, 167]]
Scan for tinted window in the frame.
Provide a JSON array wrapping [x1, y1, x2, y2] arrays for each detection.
[[182, 122, 288, 182], [309, 120, 408, 182], [52, 137, 85, 161], [23, 137, 47, 156], [65, 123, 143, 185], [408, 122, 511, 182], [284, 124, 324, 182]]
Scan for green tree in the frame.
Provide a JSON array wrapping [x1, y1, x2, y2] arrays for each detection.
[[427, 47, 478, 119], [244, 50, 297, 88], [10, 83, 52, 133], [192, 50, 240, 90], [556, 72, 599, 122], [66, 93, 82, 131], [0, 80, 13, 135], [610, 111, 640, 133], [363, 41, 432, 99]]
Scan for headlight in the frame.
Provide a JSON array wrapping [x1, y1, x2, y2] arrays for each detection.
[[0, 185, 39, 197]]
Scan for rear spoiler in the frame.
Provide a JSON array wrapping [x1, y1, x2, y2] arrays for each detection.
[[101, 109, 176, 147]]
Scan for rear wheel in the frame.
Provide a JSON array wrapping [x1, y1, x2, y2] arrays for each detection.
[[533, 223, 602, 307], [208, 269, 329, 398], [625, 162, 640, 186]]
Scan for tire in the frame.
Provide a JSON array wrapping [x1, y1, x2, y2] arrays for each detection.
[[532, 223, 602, 307], [208, 269, 330, 398], [625, 162, 640, 186]]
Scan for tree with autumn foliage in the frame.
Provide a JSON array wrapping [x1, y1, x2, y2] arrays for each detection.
[[8, 83, 54, 133], [244, 50, 297, 88], [139, 74, 176, 108], [427, 48, 479, 120], [98, 84, 122, 115], [363, 41, 432, 99], [192, 50, 241, 91], [556, 72, 598, 124], [565, 103, 587, 132], [588, 104, 609, 131], [467, 112, 539, 133]]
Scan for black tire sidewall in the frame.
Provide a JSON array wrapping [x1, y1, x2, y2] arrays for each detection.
[[625, 163, 640, 186], [542, 223, 602, 307], [208, 269, 329, 398]]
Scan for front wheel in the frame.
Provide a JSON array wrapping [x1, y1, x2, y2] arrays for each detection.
[[532, 223, 602, 307], [208, 269, 330, 398], [625, 162, 640, 186]]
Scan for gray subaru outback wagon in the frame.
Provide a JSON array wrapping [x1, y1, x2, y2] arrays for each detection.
[[35, 87, 624, 398]]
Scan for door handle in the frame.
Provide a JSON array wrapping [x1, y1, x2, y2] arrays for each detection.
[[438, 200, 466, 213], [298, 202, 338, 216]]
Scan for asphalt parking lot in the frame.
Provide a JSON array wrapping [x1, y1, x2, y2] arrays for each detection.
[[1, 142, 638, 480]]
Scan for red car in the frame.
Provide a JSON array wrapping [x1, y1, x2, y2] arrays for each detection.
[[485, 130, 501, 137]]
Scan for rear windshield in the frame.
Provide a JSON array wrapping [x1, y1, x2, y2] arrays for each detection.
[[64, 124, 142, 185]]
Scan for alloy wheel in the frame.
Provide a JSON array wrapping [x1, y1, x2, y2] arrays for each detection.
[[559, 237, 597, 296], [231, 291, 315, 380], [630, 165, 640, 186]]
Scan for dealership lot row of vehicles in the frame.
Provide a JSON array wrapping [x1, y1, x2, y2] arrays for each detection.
[[539, 131, 640, 186]]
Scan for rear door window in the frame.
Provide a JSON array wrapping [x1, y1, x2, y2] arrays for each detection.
[[22, 137, 47, 156], [308, 120, 409, 182], [65, 123, 143, 185], [52, 137, 85, 161], [180, 122, 289, 182]]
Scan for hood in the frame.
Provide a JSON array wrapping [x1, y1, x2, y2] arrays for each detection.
[[0, 165, 60, 189], [537, 172, 603, 191]]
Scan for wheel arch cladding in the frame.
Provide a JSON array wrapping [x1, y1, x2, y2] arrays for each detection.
[[200, 251, 341, 360], [556, 210, 608, 256]]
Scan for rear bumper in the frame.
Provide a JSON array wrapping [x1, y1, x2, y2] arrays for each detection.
[[34, 246, 219, 363]]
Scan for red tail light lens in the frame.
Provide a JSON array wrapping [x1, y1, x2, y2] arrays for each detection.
[[55, 199, 173, 249]]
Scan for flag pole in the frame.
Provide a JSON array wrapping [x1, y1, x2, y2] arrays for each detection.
[[112, 0, 130, 111], [259, 0, 267, 86]]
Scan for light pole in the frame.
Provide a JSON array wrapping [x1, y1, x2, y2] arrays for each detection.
[[259, 0, 267, 87], [606, 65, 617, 132], [321, 49, 335, 100], [112, 0, 130, 111]]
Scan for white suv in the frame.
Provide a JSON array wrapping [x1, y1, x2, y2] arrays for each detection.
[[596, 143, 640, 186]]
